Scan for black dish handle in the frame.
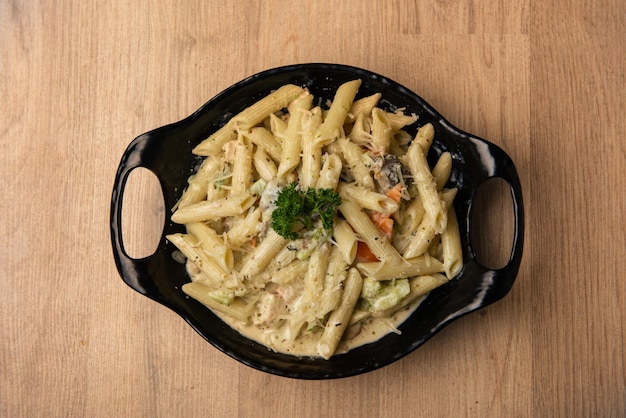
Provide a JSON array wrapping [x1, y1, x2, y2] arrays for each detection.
[[469, 140, 524, 304], [110, 124, 193, 303], [434, 130, 525, 318], [110, 134, 157, 295]]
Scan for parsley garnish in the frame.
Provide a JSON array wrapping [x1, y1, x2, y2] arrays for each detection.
[[270, 183, 342, 240]]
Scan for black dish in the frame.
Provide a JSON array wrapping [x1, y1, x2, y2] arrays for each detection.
[[110, 63, 524, 379]]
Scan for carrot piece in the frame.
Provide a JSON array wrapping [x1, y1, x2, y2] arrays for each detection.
[[375, 217, 394, 239], [356, 186, 402, 263], [356, 241, 379, 263], [386, 183, 404, 203]]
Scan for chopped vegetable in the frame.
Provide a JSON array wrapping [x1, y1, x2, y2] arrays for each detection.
[[361, 277, 411, 312], [270, 182, 342, 240]]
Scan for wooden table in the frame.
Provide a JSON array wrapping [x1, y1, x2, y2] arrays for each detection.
[[2, 1, 624, 417]]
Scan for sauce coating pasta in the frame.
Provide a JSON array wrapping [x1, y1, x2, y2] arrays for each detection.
[[168, 81, 463, 358]]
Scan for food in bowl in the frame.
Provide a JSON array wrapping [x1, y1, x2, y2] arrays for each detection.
[[166, 80, 463, 359]]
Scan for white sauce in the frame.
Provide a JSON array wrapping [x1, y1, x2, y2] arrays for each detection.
[[210, 294, 425, 357]]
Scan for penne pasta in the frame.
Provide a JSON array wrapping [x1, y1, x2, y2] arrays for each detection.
[[338, 136, 376, 190], [403, 188, 457, 258], [385, 110, 418, 131], [404, 137, 447, 234], [339, 199, 403, 264], [233, 84, 305, 130], [348, 111, 373, 145], [171, 193, 256, 224], [191, 128, 237, 157], [371, 274, 449, 317], [413, 122, 435, 153], [252, 147, 278, 182], [346, 92, 381, 123], [185, 222, 234, 271], [332, 219, 358, 264], [238, 230, 288, 278], [316, 79, 361, 145], [243, 127, 283, 162], [441, 204, 463, 279], [277, 92, 313, 178], [166, 233, 229, 285], [432, 152, 452, 190], [182, 282, 255, 322], [224, 207, 262, 249], [269, 258, 309, 285], [370, 108, 392, 152], [317, 268, 363, 359], [169, 82, 464, 359], [175, 157, 223, 209], [299, 107, 324, 189], [230, 137, 253, 196], [357, 255, 445, 281], [316, 153, 343, 190], [338, 183, 399, 214]]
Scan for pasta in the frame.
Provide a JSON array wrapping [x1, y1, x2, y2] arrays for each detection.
[[168, 81, 464, 358]]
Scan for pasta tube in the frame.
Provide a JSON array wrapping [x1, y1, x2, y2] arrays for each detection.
[[318, 268, 363, 359], [357, 255, 444, 281], [316, 79, 361, 145], [171, 193, 256, 224]]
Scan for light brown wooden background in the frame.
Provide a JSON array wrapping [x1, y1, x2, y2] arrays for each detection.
[[1, 1, 624, 417]]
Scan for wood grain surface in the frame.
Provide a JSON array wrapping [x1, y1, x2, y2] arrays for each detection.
[[1, 1, 624, 417]]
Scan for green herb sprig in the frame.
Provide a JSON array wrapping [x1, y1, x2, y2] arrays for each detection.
[[270, 183, 342, 240]]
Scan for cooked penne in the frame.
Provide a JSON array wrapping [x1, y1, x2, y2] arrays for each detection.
[[230, 137, 253, 196], [238, 230, 288, 278], [277, 91, 313, 178], [332, 219, 358, 264], [338, 136, 376, 190], [182, 282, 255, 322], [316, 79, 361, 145], [348, 111, 373, 145], [252, 148, 278, 182], [224, 207, 262, 249], [346, 92, 381, 123], [192, 85, 303, 157], [386, 110, 418, 131], [299, 241, 332, 323], [370, 108, 392, 152], [413, 122, 435, 153], [232, 84, 305, 130], [176, 157, 223, 209], [299, 107, 323, 189], [166, 233, 229, 285], [357, 255, 445, 281], [185, 222, 234, 271], [170, 82, 464, 359], [441, 204, 463, 279], [315, 246, 349, 320], [432, 151, 452, 190], [339, 199, 403, 264], [243, 127, 283, 162], [269, 113, 287, 140], [318, 268, 363, 359], [405, 137, 447, 234], [403, 188, 457, 258], [316, 153, 343, 190], [191, 127, 237, 157], [171, 193, 256, 224], [338, 183, 399, 214], [269, 258, 309, 284]]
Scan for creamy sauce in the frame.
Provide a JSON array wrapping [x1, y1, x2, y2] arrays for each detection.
[[210, 294, 426, 357]]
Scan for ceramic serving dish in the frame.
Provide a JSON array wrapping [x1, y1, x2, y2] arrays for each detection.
[[110, 63, 524, 379]]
